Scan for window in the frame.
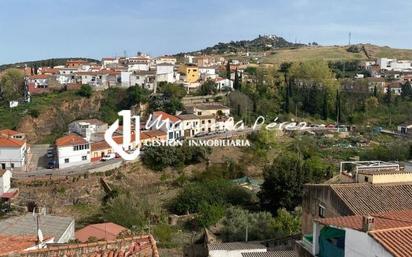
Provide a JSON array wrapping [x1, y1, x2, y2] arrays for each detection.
[[197, 112, 202, 115], [82, 156, 87, 161], [319, 205, 326, 218], [10, 163, 14, 169], [202, 120, 205, 124], [365, 177, 369, 182], [208, 120, 211, 123], [64, 158, 69, 163]]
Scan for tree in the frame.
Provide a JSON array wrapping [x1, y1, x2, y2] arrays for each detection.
[[0, 68, 25, 103], [233, 69, 241, 90], [258, 152, 305, 212], [77, 84, 92, 98], [322, 89, 328, 120], [226, 61, 231, 79], [384, 85, 392, 105], [365, 97, 379, 112], [401, 82, 412, 99], [103, 193, 156, 230], [335, 90, 341, 123], [195, 202, 225, 228], [199, 80, 217, 95]]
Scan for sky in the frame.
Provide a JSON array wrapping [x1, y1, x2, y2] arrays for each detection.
[[0, 0, 411, 64]]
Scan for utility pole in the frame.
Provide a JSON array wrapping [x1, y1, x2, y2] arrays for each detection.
[[348, 32, 352, 46]]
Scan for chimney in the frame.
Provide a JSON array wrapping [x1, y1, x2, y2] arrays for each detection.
[[362, 216, 375, 232]]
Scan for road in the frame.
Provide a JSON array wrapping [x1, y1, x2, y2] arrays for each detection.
[[13, 158, 123, 179]]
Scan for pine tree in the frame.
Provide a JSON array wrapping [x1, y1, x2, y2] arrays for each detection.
[[384, 85, 392, 105], [373, 85, 378, 98], [401, 82, 412, 99], [335, 90, 341, 123], [234, 69, 240, 90], [322, 90, 328, 120], [226, 61, 231, 80]]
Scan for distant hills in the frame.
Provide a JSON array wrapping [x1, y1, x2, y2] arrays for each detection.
[[190, 35, 305, 55], [0, 58, 99, 71]]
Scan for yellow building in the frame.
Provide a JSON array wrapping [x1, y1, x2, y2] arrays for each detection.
[[180, 64, 200, 83]]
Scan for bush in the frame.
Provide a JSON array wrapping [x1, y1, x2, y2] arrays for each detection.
[[170, 179, 253, 214], [142, 145, 210, 171], [195, 202, 225, 228], [29, 109, 40, 118], [77, 85, 92, 98]]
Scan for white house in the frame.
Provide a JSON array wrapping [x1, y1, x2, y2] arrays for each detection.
[[299, 210, 412, 257], [378, 58, 412, 72], [56, 134, 90, 169], [216, 78, 234, 90], [150, 111, 183, 141], [68, 119, 108, 142], [156, 63, 177, 84], [199, 67, 217, 80], [188, 104, 231, 117], [0, 131, 28, 171], [130, 70, 156, 91]]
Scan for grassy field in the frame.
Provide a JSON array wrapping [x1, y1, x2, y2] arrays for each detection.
[[259, 44, 412, 64]]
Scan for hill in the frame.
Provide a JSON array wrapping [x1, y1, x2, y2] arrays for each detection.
[[259, 44, 412, 65], [191, 35, 304, 55], [0, 57, 99, 71]]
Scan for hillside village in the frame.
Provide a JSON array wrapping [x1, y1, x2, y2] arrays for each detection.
[[2, 34, 412, 257]]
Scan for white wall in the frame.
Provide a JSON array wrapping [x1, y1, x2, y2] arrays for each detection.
[[0, 144, 26, 169], [344, 228, 392, 257], [0, 170, 12, 194], [57, 144, 90, 169], [209, 249, 266, 257]]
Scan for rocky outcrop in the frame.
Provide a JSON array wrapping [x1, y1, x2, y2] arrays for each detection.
[[17, 93, 104, 143]]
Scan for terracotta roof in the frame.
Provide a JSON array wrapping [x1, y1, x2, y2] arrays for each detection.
[[55, 134, 88, 147], [17, 236, 159, 257], [0, 137, 25, 148], [153, 111, 180, 123], [330, 183, 412, 215], [28, 74, 49, 79], [0, 235, 38, 256], [141, 130, 167, 138], [317, 209, 412, 257], [91, 134, 136, 151], [317, 209, 412, 231], [370, 227, 412, 257], [0, 129, 20, 137], [75, 223, 127, 243]]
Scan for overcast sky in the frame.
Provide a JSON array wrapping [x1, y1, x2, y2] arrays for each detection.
[[0, 0, 411, 64]]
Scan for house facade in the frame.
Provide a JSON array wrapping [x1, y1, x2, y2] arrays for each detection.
[[56, 134, 91, 169], [0, 135, 28, 171]]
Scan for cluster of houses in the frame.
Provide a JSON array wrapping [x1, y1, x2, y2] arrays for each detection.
[[19, 54, 248, 101], [353, 57, 412, 96], [0, 204, 158, 256], [54, 103, 234, 169]]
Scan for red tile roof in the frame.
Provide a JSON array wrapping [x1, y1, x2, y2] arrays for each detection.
[[0, 129, 20, 137], [153, 111, 180, 123], [55, 134, 88, 147], [0, 235, 38, 256], [16, 236, 159, 257], [317, 209, 412, 231], [370, 227, 412, 257], [0, 137, 25, 148], [75, 223, 127, 243], [317, 209, 412, 257]]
